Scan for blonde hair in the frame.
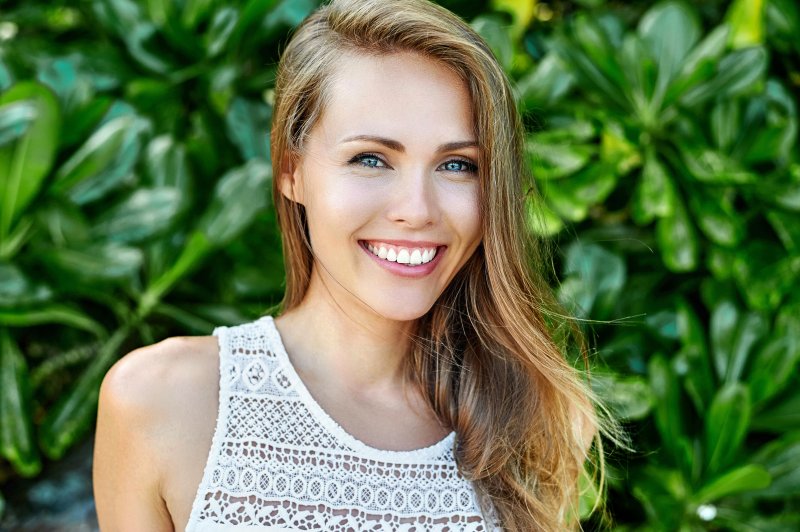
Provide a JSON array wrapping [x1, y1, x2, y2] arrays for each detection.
[[270, 0, 610, 528]]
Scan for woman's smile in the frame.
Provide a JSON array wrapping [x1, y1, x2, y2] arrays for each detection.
[[358, 240, 447, 279]]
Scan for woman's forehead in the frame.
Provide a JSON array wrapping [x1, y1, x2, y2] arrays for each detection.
[[312, 51, 477, 150]]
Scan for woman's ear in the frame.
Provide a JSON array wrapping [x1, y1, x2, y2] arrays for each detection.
[[278, 152, 304, 205]]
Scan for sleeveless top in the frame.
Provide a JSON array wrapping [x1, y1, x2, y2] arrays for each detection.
[[185, 316, 498, 531]]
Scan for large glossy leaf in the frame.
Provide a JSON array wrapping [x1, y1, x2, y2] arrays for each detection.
[[751, 432, 800, 498], [751, 393, 800, 432], [198, 159, 272, 245], [592, 372, 654, 420], [53, 114, 151, 205], [726, 0, 766, 48], [681, 47, 768, 107], [0, 329, 41, 477], [649, 355, 692, 473], [0, 100, 37, 147], [0, 305, 104, 337], [632, 152, 676, 224], [692, 463, 770, 503], [543, 164, 617, 222], [688, 189, 744, 247], [91, 187, 182, 243], [710, 300, 767, 383], [705, 383, 751, 475], [732, 241, 799, 311], [0, 263, 52, 308], [39, 326, 130, 459], [638, 0, 701, 99], [517, 53, 575, 109], [747, 335, 800, 407], [38, 244, 143, 284], [558, 242, 626, 319], [656, 198, 699, 272], [225, 97, 271, 161], [0, 82, 61, 244], [472, 15, 514, 73]]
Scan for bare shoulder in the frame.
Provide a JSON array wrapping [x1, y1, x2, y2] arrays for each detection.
[[101, 336, 219, 417], [94, 335, 220, 531]]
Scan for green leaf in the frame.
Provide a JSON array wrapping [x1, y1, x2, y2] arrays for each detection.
[[592, 372, 654, 420], [650, 355, 692, 473], [0, 82, 61, 244], [472, 15, 514, 73], [680, 146, 757, 184], [710, 300, 768, 383], [198, 159, 272, 245], [0, 305, 104, 337], [39, 326, 130, 459], [0, 329, 42, 477], [681, 47, 768, 107], [693, 464, 770, 503], [732, 242, 799, 311], [0, 100, 37, 147], [674, 300, 714, 413], [638, 0, 701, 99], [92, 188, 182, 243], [543, 164, 617, 222], [748, 335, 800, 407], [38, 244, 143, 284], [53, 115, 151, 205], [726, 0, 766, 48], [688, 189, 744, 247], [517, 53, 575, 109], [665, 25, 729, 105], [528, 140, 594, 180], [205, 7, 239, 57], [632, 152, 676, 224], [526, 194, 563, 236], [751, 432, 800, 498], [0, 263, 52, 308], [656, 197, 699, 272], [705, 383, 751, 475], [558, 242, 626, 319], [225, 97, 271, 161], [751, 393, 800, 432]]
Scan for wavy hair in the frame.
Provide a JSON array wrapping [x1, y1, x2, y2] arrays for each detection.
[[270, 0, 611, 528]]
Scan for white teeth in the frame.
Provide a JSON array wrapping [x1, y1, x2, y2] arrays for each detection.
[[365, 242, 439, 266]]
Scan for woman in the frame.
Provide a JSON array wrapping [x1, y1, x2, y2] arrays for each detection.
[[93, 0, 606, 530]]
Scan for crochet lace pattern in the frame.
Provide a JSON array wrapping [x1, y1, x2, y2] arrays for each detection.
[[186, 316, 498, 531]]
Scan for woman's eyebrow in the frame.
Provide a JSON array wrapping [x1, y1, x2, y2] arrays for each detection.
[[340, 135, 478, 153]]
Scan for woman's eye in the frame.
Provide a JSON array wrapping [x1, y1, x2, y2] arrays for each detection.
[[350, 154, 386, 168], [440, 159, 478, 173]]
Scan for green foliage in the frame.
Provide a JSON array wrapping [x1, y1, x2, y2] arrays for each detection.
[[0, 0, 798, 529]]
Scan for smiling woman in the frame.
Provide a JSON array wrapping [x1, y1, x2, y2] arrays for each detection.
[[92, 0, 610, 531]]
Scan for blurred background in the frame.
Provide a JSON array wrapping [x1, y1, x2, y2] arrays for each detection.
[[0, 0, 798, 530]]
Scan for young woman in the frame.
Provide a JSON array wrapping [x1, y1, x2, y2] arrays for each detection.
[[93, 0, 605, 530]]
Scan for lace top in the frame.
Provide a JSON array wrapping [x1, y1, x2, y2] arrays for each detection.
[[185, 316, 498, 531]]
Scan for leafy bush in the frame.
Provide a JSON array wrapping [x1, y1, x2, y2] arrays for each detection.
[[1, 0, 798, 529]]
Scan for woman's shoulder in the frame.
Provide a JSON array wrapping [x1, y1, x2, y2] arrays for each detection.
[[100, 335, 220, 425]]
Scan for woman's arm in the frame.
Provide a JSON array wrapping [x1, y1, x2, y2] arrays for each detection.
[[93, 346, 175, 531]]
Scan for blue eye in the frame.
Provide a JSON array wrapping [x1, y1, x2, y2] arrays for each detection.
[[350, 154, 386, 168], [440, 159, 478, 173]]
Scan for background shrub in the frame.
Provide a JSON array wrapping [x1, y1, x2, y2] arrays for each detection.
[[0, 0, 798, 529]]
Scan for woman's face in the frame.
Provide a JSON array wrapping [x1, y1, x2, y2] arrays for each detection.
[[282, 51, 482, 322]]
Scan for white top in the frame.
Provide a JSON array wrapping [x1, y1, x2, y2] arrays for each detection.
[[185, 316, 498, 531]]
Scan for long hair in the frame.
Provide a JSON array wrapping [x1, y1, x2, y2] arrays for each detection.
[[270, 0, 610, 528]]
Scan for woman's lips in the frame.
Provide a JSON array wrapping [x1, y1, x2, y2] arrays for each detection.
[[359, 240, 446, 278]]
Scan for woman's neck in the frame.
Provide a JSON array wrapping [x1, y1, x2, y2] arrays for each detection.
[[274, 271, 416, 394]]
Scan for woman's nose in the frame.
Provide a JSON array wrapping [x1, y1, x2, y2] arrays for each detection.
[[385, 167, 440, 229]]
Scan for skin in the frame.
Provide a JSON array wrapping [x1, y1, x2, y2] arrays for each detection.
[[93, 51, 482, 531]]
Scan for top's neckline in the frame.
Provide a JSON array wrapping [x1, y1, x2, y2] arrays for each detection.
[[258, 315, 456, 463]]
